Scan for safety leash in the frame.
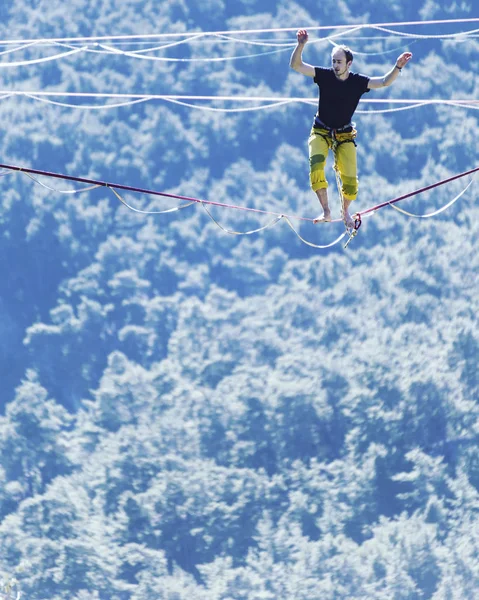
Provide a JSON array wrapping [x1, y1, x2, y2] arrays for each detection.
[[332, 152, 361, 249]]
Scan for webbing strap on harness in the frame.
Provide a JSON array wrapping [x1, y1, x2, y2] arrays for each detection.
[[329, 132, 362, 248], [316, 130, 358, 149], [333, 163, 361, 248]]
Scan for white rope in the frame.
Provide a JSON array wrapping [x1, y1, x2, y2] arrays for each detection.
[[2, 92, 477, 114], [48, 27, 363, 64], [358, 101, 479, 114], [202, 202, 348, 248], [162, 97, 296, 112], [328, 40, 416, 57], [98, 32, 294, 52], [94, 42, 292, 62], [114, 32, 208, 53], [0, 17, 477, 45], [357, 101, 439, 114], [6, 92, 310, 112], [46, 25, 363, 66], [0, 46, 86, 67], [339, 26, 479, 55], [15, 165, 349, 249], [11, 162, 475, 251], [23, 172, 101, 194], [201, 202, 284, 235], [108, 187, 196, 215], [49, 42, 109, 55], [23, 93, 151, 110], [370, 24, 479, 40], [214, 26, 385, 47], [211, 33, 295, 48], [0, 40, 40, 57], [22, 31, 478, 50], [388, 178, 475, 218], [2, 91, 478, 104], [283, 217, 348, 249], [0, 22, 474, 68], [95, 37, 209, 54], [89, 23, 478, 62], [45, 37, 214, 54]]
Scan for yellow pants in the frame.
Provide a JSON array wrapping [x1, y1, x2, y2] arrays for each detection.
[[308, 127, 358, 201]]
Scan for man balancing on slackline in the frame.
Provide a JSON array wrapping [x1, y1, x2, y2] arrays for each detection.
[[290, 29, 412, 229]]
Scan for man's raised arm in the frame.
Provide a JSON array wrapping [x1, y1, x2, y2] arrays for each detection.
[[367, 52, 413, 89], [290, 29, 316, 78]]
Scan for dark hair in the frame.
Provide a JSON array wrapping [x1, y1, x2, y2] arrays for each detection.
[[332, 45, 353, 64]]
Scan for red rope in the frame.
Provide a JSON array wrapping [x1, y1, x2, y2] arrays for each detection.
[[357, 166, 479, 218], [0, 162, 477, 223], [0, 162, 315, 223]]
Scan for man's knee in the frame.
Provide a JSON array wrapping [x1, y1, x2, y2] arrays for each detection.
[[310, 153, 327, 191], [341, 174, 358, 200]]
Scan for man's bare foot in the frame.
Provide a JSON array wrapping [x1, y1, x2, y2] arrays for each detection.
[[343, 212, 355, 229], [313, 212, 332, 224]]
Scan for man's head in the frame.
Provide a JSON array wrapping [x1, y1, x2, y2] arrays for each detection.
[[331, 45, 353, 79]]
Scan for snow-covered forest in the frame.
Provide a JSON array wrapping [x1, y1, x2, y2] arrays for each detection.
[[0, 0, 478, 598]]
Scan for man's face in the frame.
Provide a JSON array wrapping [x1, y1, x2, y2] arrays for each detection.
[[331, 49, 351, 78]]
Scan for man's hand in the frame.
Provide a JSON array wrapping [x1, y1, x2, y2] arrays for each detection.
[[396, 52, 413, 69], [296, 29, 308, 45]]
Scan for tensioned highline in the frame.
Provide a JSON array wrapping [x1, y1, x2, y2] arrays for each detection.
[[0, 163, 477, 251]]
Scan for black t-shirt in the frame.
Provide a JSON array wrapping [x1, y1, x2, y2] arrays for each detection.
[[313, 67, 370, 129]]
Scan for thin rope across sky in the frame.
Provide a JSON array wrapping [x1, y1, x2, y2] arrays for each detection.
[[0, 17, 477, 45], [0, 162, 476, 251], [0, 90, 477, 113], [0, 22, 478, 67], [2, 30, 477, 51]]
